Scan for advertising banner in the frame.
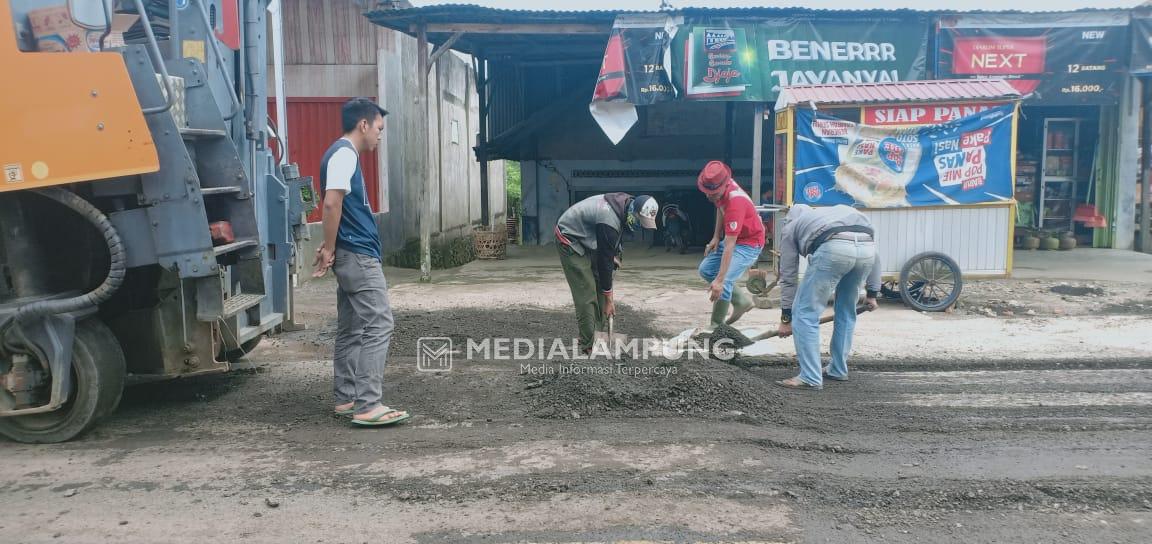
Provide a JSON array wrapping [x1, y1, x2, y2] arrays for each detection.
[[792, 104, 1016, 208], [590, 14, 682, 144], [666, 15, 930, 102], [936, 13, 1129, 105], [1132, 17, 1152, 76]]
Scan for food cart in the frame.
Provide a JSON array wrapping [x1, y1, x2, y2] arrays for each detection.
[[761, 79, 1023, 311]]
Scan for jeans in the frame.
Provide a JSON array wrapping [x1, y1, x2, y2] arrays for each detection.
[[793, 237, 876, 386], [698, 242, 763, 301], [333, 248, 395, 415]]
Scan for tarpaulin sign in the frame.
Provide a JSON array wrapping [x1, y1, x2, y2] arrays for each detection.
[[792, 104, 1016, 208], [590, 14, 681, 144], [861, 102, 1005, 126], [1132, 17, 1152, 76], [667, 15, 930, 102], [936, 12, 1129, 105]]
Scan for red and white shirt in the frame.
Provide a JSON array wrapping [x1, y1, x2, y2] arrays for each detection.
[[715, 182, 765, 248]]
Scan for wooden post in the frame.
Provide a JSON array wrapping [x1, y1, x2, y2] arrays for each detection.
[[478, 54, 490, 227], [751, 103, 765, 205], [723, 102, 734, 166], [417, 24, 432, 282], [1142, 79, 1151, 253]]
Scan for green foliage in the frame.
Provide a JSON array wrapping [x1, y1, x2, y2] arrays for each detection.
[[506, 162, 522, 217], [385, 236, 476, 270]]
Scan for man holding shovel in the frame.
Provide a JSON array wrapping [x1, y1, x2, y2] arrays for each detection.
[[555, 193, 659, 355], [775, 204, 881, 390], [696, 161, 765, 329]]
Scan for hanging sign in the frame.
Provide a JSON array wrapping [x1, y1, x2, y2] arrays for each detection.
[[936, 12, 1129, 105], [1132, 17, 1152, 76], [793, 104, 1016, 208], [666, 15, 930, 102]]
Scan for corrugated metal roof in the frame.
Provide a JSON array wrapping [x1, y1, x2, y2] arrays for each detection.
[[363, 3, 1131, 27], [774, 79, 1022, 109]]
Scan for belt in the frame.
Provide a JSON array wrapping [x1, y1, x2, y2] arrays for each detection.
[[830, 232, 873, 242]]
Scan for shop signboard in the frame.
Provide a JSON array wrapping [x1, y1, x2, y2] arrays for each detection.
[[936, 12, 1129, 105], [1132, 17, 1152, 76], [792, 104, 1016, 208], [668, 15, 930, 101]]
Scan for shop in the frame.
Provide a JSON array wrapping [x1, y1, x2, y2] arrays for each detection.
[[936, 11, 1136, 249], [769, 80, 1022, 313]]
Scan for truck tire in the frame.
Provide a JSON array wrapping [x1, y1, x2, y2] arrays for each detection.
[[0, 318, 126, 444]]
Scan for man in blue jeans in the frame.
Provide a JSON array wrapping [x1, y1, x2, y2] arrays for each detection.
[[696, 161, 765, 329], [775, 204, 881, 390]]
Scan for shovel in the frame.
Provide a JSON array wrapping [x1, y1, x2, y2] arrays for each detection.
[[747, 305, 871, 342], [717, 305, 873, 348]]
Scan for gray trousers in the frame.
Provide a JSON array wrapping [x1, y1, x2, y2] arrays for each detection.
[[333, 248, 394, 415]]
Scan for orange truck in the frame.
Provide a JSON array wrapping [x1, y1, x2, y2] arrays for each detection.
[[0, 0, 313, 442]]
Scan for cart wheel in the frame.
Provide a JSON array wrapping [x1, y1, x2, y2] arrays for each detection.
[[747, 276, 768, 295], [898, 252, 962, 312]]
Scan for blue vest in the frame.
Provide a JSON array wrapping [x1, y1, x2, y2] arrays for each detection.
[[319, 139, 381, 260]]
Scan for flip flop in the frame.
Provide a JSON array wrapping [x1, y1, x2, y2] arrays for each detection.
[[335, 403, 355, 416], [351, 407, 411, 427], [774, 377, 823, 391], [821, 366, 848, 382]]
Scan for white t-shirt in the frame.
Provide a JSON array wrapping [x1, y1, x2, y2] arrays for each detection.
[[325, 138, 358, 194]]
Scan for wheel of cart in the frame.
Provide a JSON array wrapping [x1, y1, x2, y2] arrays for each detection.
[[894, 252, 964, 312]]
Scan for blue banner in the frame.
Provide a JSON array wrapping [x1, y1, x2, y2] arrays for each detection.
[[793, 104, 1015, 208]]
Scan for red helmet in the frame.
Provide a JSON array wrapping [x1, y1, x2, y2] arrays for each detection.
[[697, 161, 732, 196]]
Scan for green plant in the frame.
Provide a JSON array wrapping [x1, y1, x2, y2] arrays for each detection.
[[506, 162, 522, 217], [384, 236, 476, 270]]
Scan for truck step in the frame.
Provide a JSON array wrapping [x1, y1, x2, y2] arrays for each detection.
[[180, 127, 228, 139], [201, 186, 244, 196], [213, 239, 258, 256], [223, 293, 265, 317]]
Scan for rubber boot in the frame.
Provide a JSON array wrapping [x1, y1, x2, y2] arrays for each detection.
[[709, 299, 731, 330], [726, 288, 755, 325]]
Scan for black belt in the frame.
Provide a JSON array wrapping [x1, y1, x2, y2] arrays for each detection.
[[808, 225, 874, 254]]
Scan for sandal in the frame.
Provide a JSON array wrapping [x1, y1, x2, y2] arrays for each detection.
[[821, 366, 848, 382], [351, 406, 411, 426], [774, 377, 823, 391], [334, 402, 355, 416]]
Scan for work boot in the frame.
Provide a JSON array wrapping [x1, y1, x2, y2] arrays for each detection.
[[726, 288, 755, 325], [709, 299, 731, 330]]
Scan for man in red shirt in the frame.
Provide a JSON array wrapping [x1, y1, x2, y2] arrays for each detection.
[[697, 161, 766, 329]]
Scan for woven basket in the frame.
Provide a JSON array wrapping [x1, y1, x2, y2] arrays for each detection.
[[473, 227, 507, 260]]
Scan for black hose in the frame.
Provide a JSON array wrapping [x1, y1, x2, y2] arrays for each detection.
[[9, 188, 126, 324]]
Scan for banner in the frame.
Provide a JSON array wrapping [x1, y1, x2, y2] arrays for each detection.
[[590, 14, 930, 141], [668, 15, 930, 102], [590, 14, 681, 144], [1133, 17, 1152, 76], [792, 104, 1016, 208], [936, 13, 1129, 105]]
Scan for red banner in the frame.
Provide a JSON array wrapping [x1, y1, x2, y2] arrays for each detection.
[[862, 102, 1006, 126], [951, 36, 1047, 75]]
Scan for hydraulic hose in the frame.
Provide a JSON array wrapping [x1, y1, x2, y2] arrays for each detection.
[[9, 187, 126, 324]]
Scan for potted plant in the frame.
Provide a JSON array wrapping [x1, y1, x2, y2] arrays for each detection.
[[1059, 231, 1078, 250]]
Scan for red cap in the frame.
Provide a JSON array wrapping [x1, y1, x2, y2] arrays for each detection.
[[697, 161, 732, 195]]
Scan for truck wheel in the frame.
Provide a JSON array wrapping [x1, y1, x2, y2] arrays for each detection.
[[0, 318, 126, 444], [223, 336, 262, 363]]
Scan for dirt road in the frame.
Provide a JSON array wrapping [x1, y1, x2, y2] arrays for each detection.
[[1, 250, 1150, 543]]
